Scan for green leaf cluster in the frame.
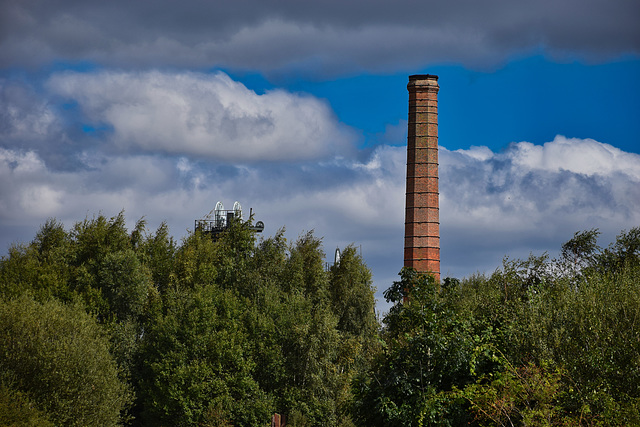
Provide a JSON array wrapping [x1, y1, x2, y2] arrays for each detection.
[[0, 296, 132, 426], [354, 227, 640, 426], [0, 212, 377, 426]]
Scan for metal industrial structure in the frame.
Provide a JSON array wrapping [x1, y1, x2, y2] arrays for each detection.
[[195, 201, 264, 240]]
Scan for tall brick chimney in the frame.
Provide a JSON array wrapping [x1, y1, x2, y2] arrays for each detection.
[[404, 74, 440, 281]]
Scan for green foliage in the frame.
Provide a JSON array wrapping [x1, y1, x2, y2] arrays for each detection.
[[0, 211, 377, 426], [96, 249, 152, 321], [329, 245, 376, 337], [458, 359, 566, 426], [0, 295, 132, 426], [72, 211, 131, 268], [136, 220, 176, 292], [354, 228, 640, 426], [285, 231, 328, 300], [0, 382, 54, 427], [560, 228, 601, 271], [14, 214, 636, 425], [354, 269, 480, 426], [137, 284, 271, 426], [519, 263, 640, 425], [597, 227, 640, 272], [0, 219, 75, 302]]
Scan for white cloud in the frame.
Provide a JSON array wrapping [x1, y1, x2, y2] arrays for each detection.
[[439, 137, 640, 275], [509, 136, 640, 179], [0, 80, 61, 143], [0, 149, 60, 221], [47, 70, 356, 162], [1, 133, 639, 312]]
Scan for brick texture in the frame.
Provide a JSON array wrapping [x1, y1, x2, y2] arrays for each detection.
[[405, 74, 440, 281]]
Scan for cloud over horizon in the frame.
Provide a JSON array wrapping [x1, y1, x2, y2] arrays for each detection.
[[2, 106, 638, 306], [1, 0, 638, 318], [439, 137, 640, 275], [2, 67, 639, 307]]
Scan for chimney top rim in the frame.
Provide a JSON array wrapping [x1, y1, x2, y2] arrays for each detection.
[[409, 74, 439, 81]]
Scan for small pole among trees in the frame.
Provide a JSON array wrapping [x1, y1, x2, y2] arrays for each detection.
[[271, 413, 284, 427]]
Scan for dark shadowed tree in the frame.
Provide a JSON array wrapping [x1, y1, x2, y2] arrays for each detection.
[[0, 296, 132, 426]]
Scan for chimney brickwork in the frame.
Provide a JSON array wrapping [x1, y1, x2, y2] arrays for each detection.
[[404, 74, 440, 281]]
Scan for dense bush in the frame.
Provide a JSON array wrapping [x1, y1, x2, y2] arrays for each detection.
[[353, 227, 640, 426], [0, 213, 377, 426], [2, 213, 637, 426], [0, 296, 132, 426]]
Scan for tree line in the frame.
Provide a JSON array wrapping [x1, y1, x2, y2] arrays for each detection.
[[0, 212, 638, 426], [0, 213, 377, 426], [354, 227, 640, 426]]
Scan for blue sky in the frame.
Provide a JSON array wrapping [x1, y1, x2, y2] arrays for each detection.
[[230, 55, 640, 153], [1, 0, 639, 312]]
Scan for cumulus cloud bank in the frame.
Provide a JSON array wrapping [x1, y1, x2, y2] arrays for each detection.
[[1, 128, 638, 303], [1, 68, 638, 311], [439, 136, 640, 275], [46, 70, 355, 162], [2, 0, 638, 319]]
